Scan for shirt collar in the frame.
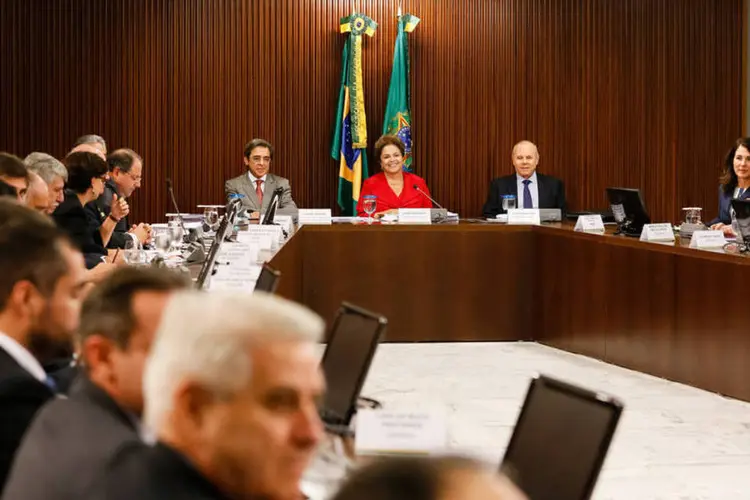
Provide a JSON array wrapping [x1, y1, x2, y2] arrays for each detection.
[[248, 172, 267, 184], [0, 331, 46, 382], [516, 171, 538, 184]]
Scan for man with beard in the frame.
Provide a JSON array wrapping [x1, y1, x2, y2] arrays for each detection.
[[0, 200, 87, 492]]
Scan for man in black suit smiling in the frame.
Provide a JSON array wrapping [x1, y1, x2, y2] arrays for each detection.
[[0, 200, 87, 493], [482, 140, 566, 218]]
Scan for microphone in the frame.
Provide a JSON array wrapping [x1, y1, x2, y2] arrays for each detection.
[[413, 184, 445, 209], [166, 178, 205, 263], [165, 178, 187, 234]]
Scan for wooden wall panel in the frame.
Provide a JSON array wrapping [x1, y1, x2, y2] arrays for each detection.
[[0, 0, 743, 223]]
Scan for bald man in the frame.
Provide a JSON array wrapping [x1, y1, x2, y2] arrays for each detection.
[[25, 172, 51, 213], [482, 140, 566, 218]]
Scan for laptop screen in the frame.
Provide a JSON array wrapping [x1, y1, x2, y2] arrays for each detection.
[[731, 199, 750, 245], [321, 304, 387, 425], [501, 376, 623, 500]]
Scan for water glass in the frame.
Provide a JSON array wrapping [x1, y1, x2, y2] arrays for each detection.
[[204, 207, 220, 231], [123, 238, 147, 265], [363, 195, 377, 223], [682, 207, 703, 225], [153, 228, 171, 254], [502, 194, 517, 211]]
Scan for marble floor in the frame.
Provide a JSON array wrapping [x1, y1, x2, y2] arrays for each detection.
[[358, 342, 750, 500]]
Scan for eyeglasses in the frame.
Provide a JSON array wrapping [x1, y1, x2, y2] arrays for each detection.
[[125, 171, 142, 182], [250, 156, 271, 164]]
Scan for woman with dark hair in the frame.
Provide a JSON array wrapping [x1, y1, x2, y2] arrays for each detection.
[[356, 135, 433, 218], [52, 152, 128, 269], [709, 137, 750, 235]]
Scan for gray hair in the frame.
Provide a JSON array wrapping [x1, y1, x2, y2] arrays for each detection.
[[24, 152, 68, 184], [143, 291, 324, 432], [73, 134, 107, 150]]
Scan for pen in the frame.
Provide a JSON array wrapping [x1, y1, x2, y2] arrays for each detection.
[[112, 249, 120, 263]]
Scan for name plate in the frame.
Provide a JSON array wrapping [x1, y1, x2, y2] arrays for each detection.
[[574, 214, 605, 233], [297, 209, 332, 225], [355, 408, 447, 456], [208, 266, 261, 291], [639, 223, 675, 242], [218, 242, 259, 269], [507, 208, 541, 225], [689, 230, 727, 249], [236, 232, 273, 250], [272, 215, 294, 233], [398, 208, 432, 224]]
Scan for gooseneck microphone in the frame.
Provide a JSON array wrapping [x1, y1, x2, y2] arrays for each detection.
[[413, 184, 445, 209], [165, 178, 188, 236]]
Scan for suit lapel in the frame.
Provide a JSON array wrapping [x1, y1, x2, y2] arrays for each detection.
[[740, 187, 750, 200], [240, 174, 261, 210], [536, 174, 546, 207], [262, 176, 277, 212]]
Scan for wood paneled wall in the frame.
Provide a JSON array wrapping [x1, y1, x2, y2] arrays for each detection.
[[0, 0, 743, 222]]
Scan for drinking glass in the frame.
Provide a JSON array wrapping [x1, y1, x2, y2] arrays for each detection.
[[167, 216, 184, 251], [204, 207, 220, 231], [682, 207, 703, 225], [502, 194, 517, 211], [363, 195, 377, 223], [153, 228, 171, 255], [123, 237, 146, 265]]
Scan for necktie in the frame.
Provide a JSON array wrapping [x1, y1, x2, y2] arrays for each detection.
[[522, 179, 533, 208], [255, 179, 263, 206]]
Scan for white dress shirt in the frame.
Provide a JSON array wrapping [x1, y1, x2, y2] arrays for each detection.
[[248, 173, 268, 195], [516, 172, 540, 209], [0, 331, 46, 382]]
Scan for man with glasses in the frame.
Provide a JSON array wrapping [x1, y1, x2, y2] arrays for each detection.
[[91, 149, 150, 248], [225, 138, 297, 218]]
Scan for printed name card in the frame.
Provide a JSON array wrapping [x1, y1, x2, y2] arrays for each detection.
[[574, 214, 605, 233], [398, 208, 432, 224], [507, 209, 541, 225], [272, 215, 294, 233], [297, 209, 332, 225], [208, 266, 261, 291], [236, 232, 273, 250], [218, 242, 259, 269], [355, 408, 447, 456], [639, 223, 675, 242], [689, 230, 727, 249]]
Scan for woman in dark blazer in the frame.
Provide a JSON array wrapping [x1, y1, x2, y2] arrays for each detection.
[[356, 135, 433, 218], [52, 152, 128, 269], [709, 137, 750, 235]]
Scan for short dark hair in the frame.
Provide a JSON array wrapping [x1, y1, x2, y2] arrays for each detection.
[[0, 179, 18, 198], [243, 138, 274, 159], [374, 135, 406, 162], [331, 456, 482, 500], [78, 267, 191, 349], [0, 199, 71, 310], [107, 148, 143, 173], [64, 152, 108, 194], [73, 134, 107, 150], [0, 152, 30, 182], [720, 137, 750, 195]]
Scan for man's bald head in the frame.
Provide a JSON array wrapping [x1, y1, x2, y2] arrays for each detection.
[[511, 141, 539, 179], [69, 143, 106, 161], [26, 171, 51, 214]]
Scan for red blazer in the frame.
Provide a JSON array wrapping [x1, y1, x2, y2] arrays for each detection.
[[356, 172, 433, 216]]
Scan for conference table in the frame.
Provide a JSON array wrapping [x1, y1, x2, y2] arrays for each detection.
[[266, 221, 750, 402]]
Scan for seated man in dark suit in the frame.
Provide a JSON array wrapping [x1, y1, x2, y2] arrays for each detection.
[[87, 291, 325, 500], [482, 141, 566, 218], [3, 267, 190, 500], [224, 138, 298, 218], [90, 149, 151, 249], [0, 200, 87, 493]]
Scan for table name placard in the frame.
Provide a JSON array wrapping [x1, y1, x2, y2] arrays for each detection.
[[507, 209, 541, 225], [218, 242, 259, 269], [689, 230, 727, 249], [354, 408, 447, 456], [574, 214, 605, 233], [640, 223, 675, 242], [236, 231, 276, 250], [208, 266, 261, 291], [297, 209, 332, 225], [398, 208, 432, 225]]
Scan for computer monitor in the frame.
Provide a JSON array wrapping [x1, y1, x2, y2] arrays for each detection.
[[500, 375, 623, 500], [320, 302, 387, 428], [730, 199, 750, 247], [254, 263, 281, 293], [261, 187, 283, 225], [605, 187, 650, 236]]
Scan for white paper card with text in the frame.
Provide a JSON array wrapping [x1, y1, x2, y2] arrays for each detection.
[[639, 223, 675, 242], [398, 208, 432, 224], [298, 209, 332, 225], [689, 230, 727, 249], [208, 266, 260, 291], [574, 214, 605, 233], [355, 408, 447, 456], [507, 209, 541, 225], [272, 215, 294, 233], [218, 242, 259, 269], [236, 231, 275, 250]]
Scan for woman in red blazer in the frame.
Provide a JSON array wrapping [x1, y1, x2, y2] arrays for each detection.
[[356, 135, 433, 218]]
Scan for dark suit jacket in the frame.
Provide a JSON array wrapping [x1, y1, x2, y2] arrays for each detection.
[[91, 180, 130, 249], [52, 191, 107, 269], [2, 375, 139, 500], [0, 349, 54, 494], [85, 442, 229, 500], [224, 173, 297, 214], [482, 173, 567, 218], [709, 185, 750, 226]]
